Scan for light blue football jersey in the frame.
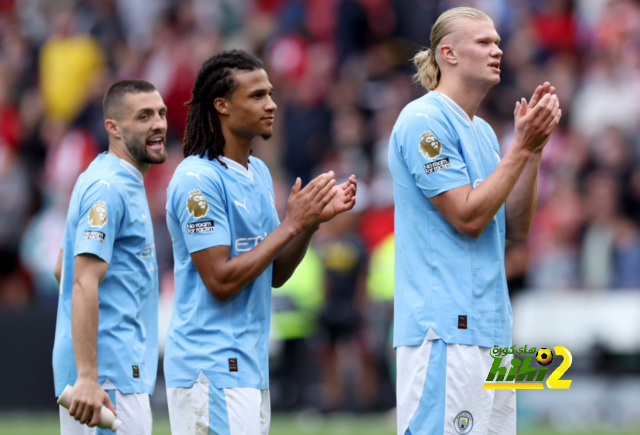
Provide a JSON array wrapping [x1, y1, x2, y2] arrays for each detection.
[[53, 153, 159, 396], [389, 91, 512, 349], [164, 155, 280, 390]]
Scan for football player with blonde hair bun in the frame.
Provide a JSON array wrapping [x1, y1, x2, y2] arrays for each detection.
[[389, 7, 561, 435]]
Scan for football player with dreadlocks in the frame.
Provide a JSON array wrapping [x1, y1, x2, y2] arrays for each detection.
[[164, 50, 357, 434]]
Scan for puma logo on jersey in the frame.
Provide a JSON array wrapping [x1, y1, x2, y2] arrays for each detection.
[[186, 171, 203, 181], [98, 180, 114, 190], [415, 111, 431, 121], [234, 198, 249, 214]]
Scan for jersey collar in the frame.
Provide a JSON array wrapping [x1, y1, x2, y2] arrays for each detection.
[[433, 92, 474, 126], [118, 159, 144, 184], [219, 156, 254, 182]]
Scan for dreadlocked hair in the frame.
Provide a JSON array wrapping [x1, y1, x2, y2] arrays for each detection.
[[183, 50, 264, 167]]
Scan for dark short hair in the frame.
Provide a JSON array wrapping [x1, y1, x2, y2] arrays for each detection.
[[103, 79, 157, 120], [182, 50, 264, 166]]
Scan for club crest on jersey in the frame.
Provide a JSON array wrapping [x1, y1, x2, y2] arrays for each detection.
[[187, 189, 209, 219], [88, 201, 108, 228], [454, 411, 473, 434], [419, 131, 442, 159]]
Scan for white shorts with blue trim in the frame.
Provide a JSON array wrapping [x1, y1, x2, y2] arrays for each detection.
[[397, 334, 516, 435], [59, 386, 151, 435], [167, 379, 270, 435]]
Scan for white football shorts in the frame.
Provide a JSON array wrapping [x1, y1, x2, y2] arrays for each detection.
[[397, 334, 516, 435], [59, 387, 151, 435], [167, 380, 270, 435]]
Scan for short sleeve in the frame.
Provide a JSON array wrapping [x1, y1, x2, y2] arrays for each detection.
[[74, 180, 125, 264], [395, 111, 470, 198], [171, 170, 231, 254]]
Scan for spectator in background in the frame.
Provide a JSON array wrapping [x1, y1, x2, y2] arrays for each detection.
[[0, 72, 29, 258], [581, 171, 622, 289], [612, 218, 640, 289], [0, 147, 31, 308], [526, 180, 583, 290], [270, 246, 325, 410], [365, 232, 396, 407], [39, 8, 105, 123], [314, 210, 374, 411]]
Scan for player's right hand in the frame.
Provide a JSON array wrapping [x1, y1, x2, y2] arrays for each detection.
[[69, 377, 116, 427], [283, 171, 337, 234], [513, 91, 561, 153]]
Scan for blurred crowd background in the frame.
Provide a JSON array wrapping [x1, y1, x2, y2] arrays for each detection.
[[1, 0, 640, 430]]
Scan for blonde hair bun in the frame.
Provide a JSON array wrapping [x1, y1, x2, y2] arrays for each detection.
[[413, 7, 493, 90]]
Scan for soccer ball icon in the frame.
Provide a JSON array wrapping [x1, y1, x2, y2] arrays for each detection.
[[536, 348, 553, 366]]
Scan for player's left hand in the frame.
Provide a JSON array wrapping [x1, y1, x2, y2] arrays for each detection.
[[318, 175, 357, 223], [515, 81, 562, 154], [528, 82, 556, 109]]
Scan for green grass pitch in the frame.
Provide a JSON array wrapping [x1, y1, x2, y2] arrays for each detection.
[[0, 413, 637, 435]]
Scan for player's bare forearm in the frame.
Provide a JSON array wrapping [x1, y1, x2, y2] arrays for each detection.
[[72, 282, 99, 380], [193, 172, 336, 302], [191, 223, 299, 302], [272, 176, 356, 286], [71, 254, 108, 380], [68, 254, 115, 426], [430, 92, 559, 238], [70, 257, 116, 428], [272, 222, 320, 287], [430, 143, 532, 238], [504, 84, 559, 240], [505, 151, 541, 242]]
